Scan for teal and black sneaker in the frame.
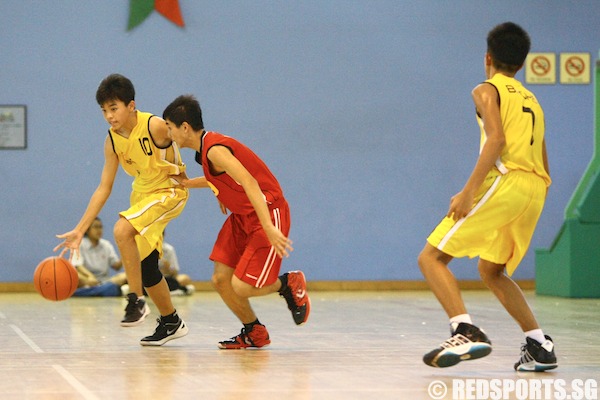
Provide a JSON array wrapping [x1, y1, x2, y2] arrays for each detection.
[[423, 322, 492, 368], [514, 335, 558, 372]]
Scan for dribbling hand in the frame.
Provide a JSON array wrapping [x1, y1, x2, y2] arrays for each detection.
[[54, 230, 84, 262]]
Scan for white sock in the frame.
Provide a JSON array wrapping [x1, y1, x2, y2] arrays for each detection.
[[449, 314, 473, 332], [525, 329, 546, 344]]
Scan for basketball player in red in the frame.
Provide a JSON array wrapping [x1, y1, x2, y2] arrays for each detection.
[[162, 95, 310, 349]]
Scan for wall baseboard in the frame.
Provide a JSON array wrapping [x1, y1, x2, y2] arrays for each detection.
[[0, 280, 535, 293]]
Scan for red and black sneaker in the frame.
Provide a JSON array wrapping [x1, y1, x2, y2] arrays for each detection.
[[218, 324, 271, 349], [279, 271, 311, 325]]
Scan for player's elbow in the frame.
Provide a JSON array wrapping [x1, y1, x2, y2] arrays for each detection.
[[488, 133, 506, 151]]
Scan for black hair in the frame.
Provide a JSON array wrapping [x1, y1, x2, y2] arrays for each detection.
[[163, 95, 204, 131], [84, 217, 102, 237], [96, 74, 135, 105], [487, 22, 531, 73]]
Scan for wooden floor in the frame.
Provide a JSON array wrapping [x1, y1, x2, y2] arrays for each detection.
[[0, 290, 598, 399]]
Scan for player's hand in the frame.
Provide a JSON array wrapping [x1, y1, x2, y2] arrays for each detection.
[[265, 225, 294, 258], [54, 230, 84, 262], [447, 190, 474, 221], [170, 173, 188, 187]]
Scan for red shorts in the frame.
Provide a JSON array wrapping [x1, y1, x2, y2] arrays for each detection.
[[210, 201, 290, 288]]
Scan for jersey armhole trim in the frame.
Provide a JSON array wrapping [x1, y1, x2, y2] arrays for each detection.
[[107, 130, 116, 154], [482, 81, 501, 107], [147, 115, 173, 150]]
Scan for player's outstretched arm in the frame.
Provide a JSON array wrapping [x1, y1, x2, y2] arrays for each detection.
[[55, 136, 119, 261], [179, 176, 209, 188]]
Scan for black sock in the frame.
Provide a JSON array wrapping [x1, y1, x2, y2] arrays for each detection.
[[244, 319, 261, 331], [278, 273, 289, 293], [162, 311, 179, 324]]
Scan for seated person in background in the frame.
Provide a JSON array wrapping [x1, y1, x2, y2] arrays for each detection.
[[159, 231, 195, 296], [122, 231, 195, 296], [72, 217, 127, 297]]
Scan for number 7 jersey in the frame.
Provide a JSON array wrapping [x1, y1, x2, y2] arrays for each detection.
[[477, 73, 551, 187]]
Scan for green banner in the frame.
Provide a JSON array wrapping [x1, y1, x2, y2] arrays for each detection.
[[127, 0, 155, 31]]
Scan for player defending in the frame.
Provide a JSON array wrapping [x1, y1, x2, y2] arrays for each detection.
[[417, 22, 557, 371], [162, 95, 310, 349], [55, 74, 189, 346]]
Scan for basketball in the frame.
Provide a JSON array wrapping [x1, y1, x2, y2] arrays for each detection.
[[33, 257, 79, 301]]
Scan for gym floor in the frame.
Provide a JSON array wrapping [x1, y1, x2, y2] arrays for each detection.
[[0, 290, 598, 399]]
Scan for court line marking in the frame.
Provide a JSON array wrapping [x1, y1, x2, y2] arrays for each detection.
[[53, 364, 100, 400], [9, 324, 44, 353]]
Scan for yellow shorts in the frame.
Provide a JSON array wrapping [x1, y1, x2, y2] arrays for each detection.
[[427, 169, 547, 276], [120, 187, 188, 260]]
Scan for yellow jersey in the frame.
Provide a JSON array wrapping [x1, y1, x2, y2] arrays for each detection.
[[477, 73, 551, 187], [108, 111, 186, 193]]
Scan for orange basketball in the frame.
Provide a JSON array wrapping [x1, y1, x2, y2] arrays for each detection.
[[33, 257, 79, 301]]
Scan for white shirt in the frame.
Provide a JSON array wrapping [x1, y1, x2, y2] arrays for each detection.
[[72, 237, 120, 282], [158, 242, 180, 276]]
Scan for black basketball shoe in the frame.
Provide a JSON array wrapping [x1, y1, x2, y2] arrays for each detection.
[[514, 335, 558, 372], [423, 322, 492, 368], [121, 293, 150, 327], [140, 315, 189, 346]]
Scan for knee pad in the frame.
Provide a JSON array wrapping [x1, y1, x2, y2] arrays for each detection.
[[141, 250, 163, 287]]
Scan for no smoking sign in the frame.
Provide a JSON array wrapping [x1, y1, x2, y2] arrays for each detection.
[[525, 52, 591, 85], [560, 52, 590, 84], [526, 53, 556, 84]]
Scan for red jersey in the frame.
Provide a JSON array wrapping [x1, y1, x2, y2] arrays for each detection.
[[195, 131, 285, 215]]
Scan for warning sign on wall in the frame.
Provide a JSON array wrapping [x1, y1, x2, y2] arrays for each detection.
[[525, 53, 556, 84], [560, 53, 591, 84]]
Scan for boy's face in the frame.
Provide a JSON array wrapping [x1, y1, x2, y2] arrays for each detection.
[[100, 99, 134, 131], [86, 220, 103, 241], [165, 119, 187, 147]]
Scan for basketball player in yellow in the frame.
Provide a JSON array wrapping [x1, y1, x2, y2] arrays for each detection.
[[54, 74, 189, 346], [418, 22, 557, 371]]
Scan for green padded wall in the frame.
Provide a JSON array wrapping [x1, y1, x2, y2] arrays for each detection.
[[535, 57, 600, 298]]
